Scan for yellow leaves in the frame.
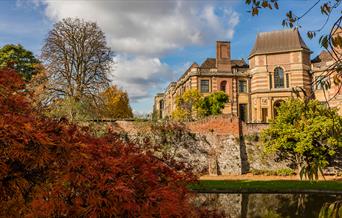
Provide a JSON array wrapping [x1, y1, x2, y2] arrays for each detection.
[[99, 85, 133, 119]]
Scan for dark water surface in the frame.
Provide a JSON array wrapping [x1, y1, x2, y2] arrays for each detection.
[[195, 193, 342, 218]]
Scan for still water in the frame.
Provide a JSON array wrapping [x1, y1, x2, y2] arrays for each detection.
[[195, 193, 342, 218]]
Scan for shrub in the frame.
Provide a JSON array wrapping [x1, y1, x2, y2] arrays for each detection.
[[0, 69, 211, 217]]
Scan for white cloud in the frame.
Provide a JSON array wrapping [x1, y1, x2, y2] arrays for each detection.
[[35, 0, 239, 56], [26, 0, 240, 112], [111, 55, 173, 101]]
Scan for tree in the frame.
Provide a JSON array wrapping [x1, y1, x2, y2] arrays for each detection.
[[245, 0, 342, 97], [172, 89, 202, 121], [46, 96, 96, 121], [261, 98, 342, 180], [0, 44, 40, 81], [0, 68, 216, 217], [172, 90, 229, 121], [99, 85, 133, 119], [41, 18, 113, 107], [198, 91, 229, 117]]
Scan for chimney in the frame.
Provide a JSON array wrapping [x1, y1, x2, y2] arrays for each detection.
[[216, 41, 231, 72]]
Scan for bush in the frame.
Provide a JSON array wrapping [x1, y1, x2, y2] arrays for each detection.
[[0, 69, 212, 217]]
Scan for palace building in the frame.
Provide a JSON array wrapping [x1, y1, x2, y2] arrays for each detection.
[[153, 29, 342, 122]]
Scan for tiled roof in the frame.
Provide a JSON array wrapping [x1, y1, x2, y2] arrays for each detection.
[[249, 29, 310, 58], [231, 59, 248, 67], [200, 58, 216, 69], [200, 58, 248, 69], [311, 51, 334, 63]]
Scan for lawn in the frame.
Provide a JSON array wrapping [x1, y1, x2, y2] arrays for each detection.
[[189, 180, 342, 194]]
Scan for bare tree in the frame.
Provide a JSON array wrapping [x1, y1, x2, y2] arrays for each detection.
[[41, 18, 113, 102]]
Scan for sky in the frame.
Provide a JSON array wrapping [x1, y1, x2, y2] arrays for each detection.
[[0, 0, 340, 114]]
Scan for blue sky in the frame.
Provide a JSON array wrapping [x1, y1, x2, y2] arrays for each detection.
[[0, 0, 340, 114]]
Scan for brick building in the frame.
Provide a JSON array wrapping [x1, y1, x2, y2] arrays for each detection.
[[154, 29, 342, 122]]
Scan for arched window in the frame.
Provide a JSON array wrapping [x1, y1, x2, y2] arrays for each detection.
[[274, 67, 284, 88], [220, 81, 227, 92]]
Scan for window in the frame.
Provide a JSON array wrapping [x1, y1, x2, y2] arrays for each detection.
[[274, 67, 284, 88], [220, 81, 227, 92], [269, 74, 272, 89], [238, 80, 247, 93], [286, 74, 290, 88], [200, 80, 210, 93]]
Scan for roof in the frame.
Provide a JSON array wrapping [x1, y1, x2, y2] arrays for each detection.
[[249, 29, 310, 58], [200, 58, 248, 69], [311, 51, 334, 63], [200, 58, 216, 68], [231, 59, 248, 67]]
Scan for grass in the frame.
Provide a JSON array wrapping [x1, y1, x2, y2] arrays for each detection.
[[188, 180, 342, 193]]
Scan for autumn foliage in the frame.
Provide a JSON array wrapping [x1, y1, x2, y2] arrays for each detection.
[[99, 85, 133, 119], [0, 69, 212, 217]]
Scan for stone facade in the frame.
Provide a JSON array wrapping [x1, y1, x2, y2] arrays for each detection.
[[154, 29, 342, 122]]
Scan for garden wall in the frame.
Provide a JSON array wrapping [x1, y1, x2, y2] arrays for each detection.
[[100, 115, 339, 175]]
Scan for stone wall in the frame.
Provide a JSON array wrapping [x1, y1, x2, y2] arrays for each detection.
[[105, 115, 339, 175]]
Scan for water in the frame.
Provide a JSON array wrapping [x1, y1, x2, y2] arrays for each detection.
[[194, 193, 342, 218]]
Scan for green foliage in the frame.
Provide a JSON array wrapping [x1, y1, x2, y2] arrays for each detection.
[[46, 96, 96, 122], [198, 91, 229, 117], [172, 90, 228, 121], [0, 44, 40, 81], [261, 99, 342, 180], [319, 200, 342, 218]]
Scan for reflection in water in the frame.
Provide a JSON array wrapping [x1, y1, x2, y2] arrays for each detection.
[[319, 200, 342, 218], [194, 193, 342, 218]]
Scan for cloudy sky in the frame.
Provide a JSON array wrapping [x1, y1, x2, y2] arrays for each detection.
[[0, 0, 340, 114]]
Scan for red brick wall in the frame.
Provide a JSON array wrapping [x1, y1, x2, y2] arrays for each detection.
[[185, 115, 240, 136]]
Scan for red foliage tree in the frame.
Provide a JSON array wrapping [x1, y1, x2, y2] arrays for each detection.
[[0, 68, 218, 217]]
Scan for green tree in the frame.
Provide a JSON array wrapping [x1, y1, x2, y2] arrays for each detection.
[[198, 91, 228, 116], [0, 44, 40, 81], [172, 90, 228, 121], [46, 96, 95, 122], [261, 99, 342, 180]]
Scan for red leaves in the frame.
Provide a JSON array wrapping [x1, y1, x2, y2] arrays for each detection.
[[0, 68, 203, 217]]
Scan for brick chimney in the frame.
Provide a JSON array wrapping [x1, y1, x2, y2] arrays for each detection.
[[216, 41, 231, 72]]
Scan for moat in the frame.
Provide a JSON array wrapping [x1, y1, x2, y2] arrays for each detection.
[[195, 193, 342, 218]]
